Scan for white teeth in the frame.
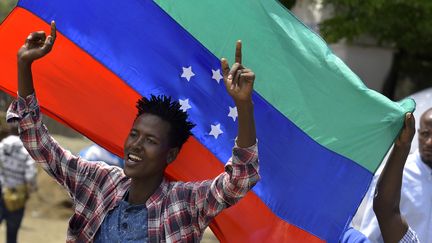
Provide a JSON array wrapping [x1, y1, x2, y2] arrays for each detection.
[[128, 154, 142, 161]]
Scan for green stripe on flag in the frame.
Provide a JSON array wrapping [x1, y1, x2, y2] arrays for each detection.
[[154, 0, 415, 172]]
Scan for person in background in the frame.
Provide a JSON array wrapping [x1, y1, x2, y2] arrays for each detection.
[[0, 121, 37, 243], [359, 110, 432, 243], [0, 111, 9, 140]]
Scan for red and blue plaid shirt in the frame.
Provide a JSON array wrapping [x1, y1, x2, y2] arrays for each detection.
[[7, 94, 259, 242]]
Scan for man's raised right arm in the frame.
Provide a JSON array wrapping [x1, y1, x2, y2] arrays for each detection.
[[8, 21, 107, 194]]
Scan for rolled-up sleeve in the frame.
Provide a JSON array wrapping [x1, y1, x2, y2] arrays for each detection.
[[7, 93, 42, 132], [193, 140, 259, 229], [218, 142, 259, 201]]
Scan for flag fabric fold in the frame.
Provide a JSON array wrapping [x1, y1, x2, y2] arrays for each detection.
[[0, 0, 414, 242]]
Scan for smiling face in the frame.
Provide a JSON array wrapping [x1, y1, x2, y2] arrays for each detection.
[[123, 113, 178, 179], [418, 109, 432, 169]]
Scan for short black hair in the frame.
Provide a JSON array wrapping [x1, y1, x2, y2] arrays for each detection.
[[136, 95, 195, 149]]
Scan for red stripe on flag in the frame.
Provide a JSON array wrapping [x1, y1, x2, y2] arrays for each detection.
[[0, 8, 323, 242]]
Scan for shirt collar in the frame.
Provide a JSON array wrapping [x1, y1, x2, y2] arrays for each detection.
[[146, 177, 169, 207], [115, 177, 132, 203]]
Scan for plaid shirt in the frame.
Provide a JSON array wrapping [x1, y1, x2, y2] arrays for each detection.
[[7, 94, 259, 243], [0, 135, 36, 189]]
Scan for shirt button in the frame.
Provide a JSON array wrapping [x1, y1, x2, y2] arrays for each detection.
[[122, 223, 128, 229]]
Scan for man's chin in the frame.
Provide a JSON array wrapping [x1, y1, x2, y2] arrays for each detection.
[[420, 154, 432, 168], [123, 167, 138, 178]]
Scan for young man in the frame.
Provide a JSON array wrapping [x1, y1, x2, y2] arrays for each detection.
[[373, 113, 419, 243], [8, 21, 259, 242]]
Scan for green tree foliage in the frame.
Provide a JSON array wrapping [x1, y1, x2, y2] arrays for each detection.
[[279, 0, 297, 10], [320, 0, 432, 59], [320, 0, 432, 99], [0, 0, 18, 22]]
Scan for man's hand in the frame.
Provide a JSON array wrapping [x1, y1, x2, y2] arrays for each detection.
[[395, 113, 415, 148], [374, 112, 415, 243], [221, 40, 255, 104], [18, 21, 57, 65], [220, 41, 256, 148]]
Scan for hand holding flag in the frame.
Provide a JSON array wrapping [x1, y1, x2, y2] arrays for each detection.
[[395, 113, 415, 148]]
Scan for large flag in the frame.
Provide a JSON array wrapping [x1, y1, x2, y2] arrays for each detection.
[[0, 1, 414, 242]]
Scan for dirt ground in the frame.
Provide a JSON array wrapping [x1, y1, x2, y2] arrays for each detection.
[[0, 134, 219, 242]]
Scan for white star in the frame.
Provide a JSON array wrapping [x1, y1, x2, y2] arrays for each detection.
[[209, 124, 223, 139], [179, 99, 192, 112], [181, 66, 195, 82], [228, 106, 238, 122], [211, 69, 223, 83]]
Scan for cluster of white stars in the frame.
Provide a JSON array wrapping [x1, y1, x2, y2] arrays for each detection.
[[180, 66, 238, 139]]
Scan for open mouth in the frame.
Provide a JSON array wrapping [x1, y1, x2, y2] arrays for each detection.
[[127, 153, 143, 163]]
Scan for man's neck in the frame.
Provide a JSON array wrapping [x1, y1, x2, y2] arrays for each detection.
[[128, 174, 164, 205]]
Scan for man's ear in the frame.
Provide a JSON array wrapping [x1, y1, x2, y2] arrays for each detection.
[[167, 147, 179, 164]]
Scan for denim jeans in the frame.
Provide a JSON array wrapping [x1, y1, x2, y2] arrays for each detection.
[[0, 193, 25, 243]]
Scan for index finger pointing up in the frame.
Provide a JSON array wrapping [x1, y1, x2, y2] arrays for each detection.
[[235, 40, 242, 64], [50, 20, 57, 41]]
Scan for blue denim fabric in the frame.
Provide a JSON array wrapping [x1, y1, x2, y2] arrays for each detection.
[[0, 191, 25, 243], [94, 199, 148, 243]]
